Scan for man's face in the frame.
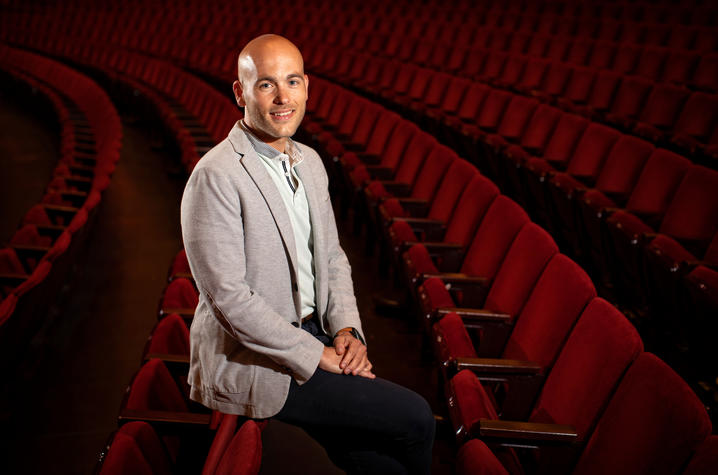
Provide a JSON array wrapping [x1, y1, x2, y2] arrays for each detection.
[[233, 45, 308, 150]]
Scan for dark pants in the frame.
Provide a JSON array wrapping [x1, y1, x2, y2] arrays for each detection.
[[275, 318, 435, 474]]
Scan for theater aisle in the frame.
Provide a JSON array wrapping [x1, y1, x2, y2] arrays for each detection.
[[4, 121, 186, 474]]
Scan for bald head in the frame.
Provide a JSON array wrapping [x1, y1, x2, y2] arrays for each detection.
[[232, 34, 309, 152], [237, 34, 304, 87]]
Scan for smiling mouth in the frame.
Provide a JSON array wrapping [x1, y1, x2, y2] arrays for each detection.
[[270, 110, 295, 120]]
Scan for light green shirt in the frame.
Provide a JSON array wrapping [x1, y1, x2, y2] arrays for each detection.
[[240, 122, 316, 318]]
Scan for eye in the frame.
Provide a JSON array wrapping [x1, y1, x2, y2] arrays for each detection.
[[289, 79, 300, 86], [258, 82, 272, 89]]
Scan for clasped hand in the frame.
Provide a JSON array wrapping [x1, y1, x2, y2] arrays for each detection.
[[319, 334, 375, 379]]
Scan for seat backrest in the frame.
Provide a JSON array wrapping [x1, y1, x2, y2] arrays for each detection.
[[455, 82, 490, 122], [586, 69, 621, 112], [9, 224, 52, 247], [442, 174, 500, 248], [146, 313, 190, 356], [363, 110, 400, 157], [502, 254, 596, 368], [378, 120, 418, 172], [637, 83, 688, 129], [459, 196, 529, 281], [539, 60, 571, 96], [658, 166, 718, 249], [422, 71, 452, 107], [573, 353, 712, 475], [484, 222, 559, 317], [439, 76, 471, 115], [662, 49, 698, 85], [565, 123, 621, 179], [427, 159, 478, 223], [0, 248, 25, 274], [594, 135, 654, 197], [542, 113, 590, 167], [673, 92, 718, 142], [161, 277, 198, 309], [625, 148, 691, 216], [393, 132, 438, 185], [214, 420, 263, 475], [530, 298, 643, 442], [170, 249, 191, 277], [682, 435, 718, 475], [563, 66, 597, 103], [125, 359, 188, 412], [495, 95, 539, 141], [608, 75, 653, 119], [99, 421, 172, 475], [518, 104, 562, 153], [409, 144, 456, 201], [320, 87, 349, 126], [349, 101, 381, 146], [334, 96, 366, 138], [634, 46, 668, 79], [475, 89, 512, 130]]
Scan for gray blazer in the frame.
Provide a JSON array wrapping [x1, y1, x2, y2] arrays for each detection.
[[180, 122, 363, 418]]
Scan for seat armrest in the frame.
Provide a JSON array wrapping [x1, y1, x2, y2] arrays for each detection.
[[454, 357, 542, 374], [422, 273, 489, 286], [0, 273, 29, 286], [118, 409, 212, 429], [144, 353, 191, 365], [394, 218, 446, 241], [365, 165, 394, 180], [377, 181, 411, 196], [169, 272, 194, 282], [408, 242, 464, 272], [395, 198, 430, 217], [160, 308, 196, 320], [437, 307, 512, 323], [476, 419, 578, 443]]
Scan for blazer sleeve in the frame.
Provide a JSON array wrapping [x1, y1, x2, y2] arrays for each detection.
[[181, 165, 324, 384]]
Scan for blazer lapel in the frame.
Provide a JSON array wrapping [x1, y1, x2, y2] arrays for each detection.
[[229, 125, 299, 281]]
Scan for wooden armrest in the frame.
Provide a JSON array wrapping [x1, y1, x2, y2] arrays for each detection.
[[476, 419, 578, 443], [437, 307, 512, 323], [169, 272, 194, 282], [409, 241, 463, 251], [160, 307, 196, 320], [395, 198, 430, 217], [454, 357, 542, 374], [422, 273, 489, 286], [118, 409, 211, 428], [408, 242, 464, 272], [60, 190, 88, 207], [144, 353, 191, 365]]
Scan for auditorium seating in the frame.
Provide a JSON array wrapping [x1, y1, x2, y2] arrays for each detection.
[[1, 1, 716, 473]]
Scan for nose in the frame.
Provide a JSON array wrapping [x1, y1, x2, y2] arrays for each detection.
[[274, 85, 289, 105]]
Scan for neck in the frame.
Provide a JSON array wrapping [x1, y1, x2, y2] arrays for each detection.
[[242, 120, 286, 153]]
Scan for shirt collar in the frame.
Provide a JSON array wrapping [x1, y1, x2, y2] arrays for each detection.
[[239, 120, 303, 166]]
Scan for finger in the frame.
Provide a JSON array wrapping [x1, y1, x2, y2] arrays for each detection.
[[350, 351, 370, 376], [333, 335, 349, 355], [340, 341, 363, 372]]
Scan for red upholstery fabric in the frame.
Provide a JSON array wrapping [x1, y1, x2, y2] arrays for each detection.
[[502, 254, 596, 366], [203, 414, 239, 475], [215, 420, 262, 475], [380, 198, 409, 219], [593, 136, 654, 197], [682, 435, 718, 475], [573, 353, 713, 475], [646, 234, 696, 265], [0, 248, 26, 274], [100, 422, 172, 475], [484, 223, 559, 317], [530, 298, 643, 441], [10, 225, 52, 247], [541, 113, 589, 168], [406, 144, 455, 202], [0, 294, 18, 326], [623, 148, 691, 216], [456, 439, 509, 475], [658, 166, 718, 245], [419, 277, 455, 313], [389, 220, 417, 245], [672, 93, 718, 149], [170, 249, 191, 277], [161, 277, 198, 309], [126, 359, 188, 413], [441, 174, 499, 247], [146, 314, 190, 356], [403, 244, 438, 275], [460, 196, 529, 280], [512, 104, 562, 156], [433, 311, 478, 363], [449, 369, 499, 433], [564, 123, 620, 180], [390, 133, 438, 187]]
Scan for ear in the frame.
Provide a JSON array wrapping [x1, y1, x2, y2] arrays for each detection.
[[304, 74, 309, 98], [232, 80, 246, 107]]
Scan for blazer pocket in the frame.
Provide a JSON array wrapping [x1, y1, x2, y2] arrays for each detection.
[[212, 343, 257, 394]]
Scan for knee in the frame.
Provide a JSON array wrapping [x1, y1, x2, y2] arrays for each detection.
[[403, 392, 436, 445]]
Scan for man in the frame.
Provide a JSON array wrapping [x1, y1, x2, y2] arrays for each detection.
[[180, 34, 434, 474]]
